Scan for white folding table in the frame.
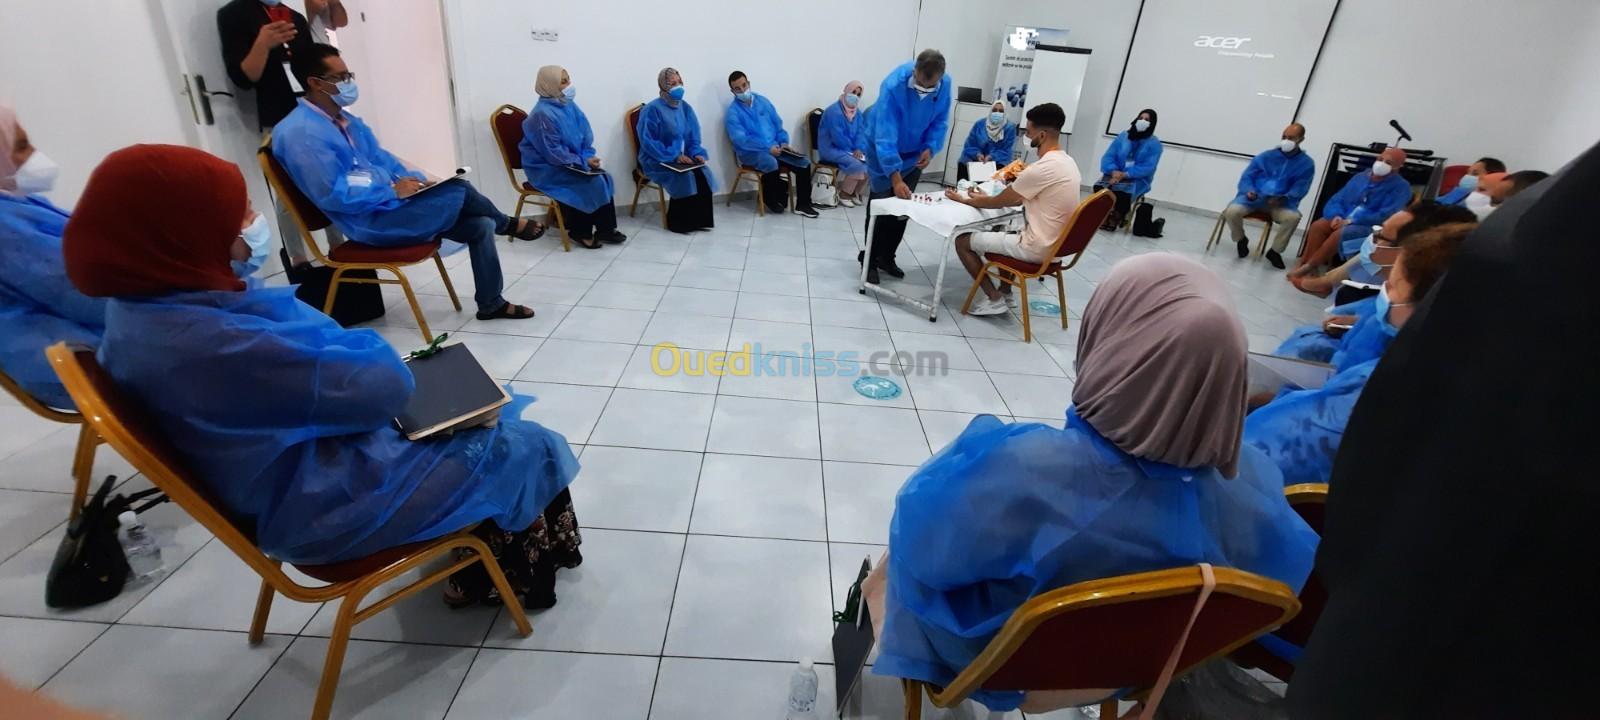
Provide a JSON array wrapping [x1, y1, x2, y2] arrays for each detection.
[[859, 197, 1023, 322]]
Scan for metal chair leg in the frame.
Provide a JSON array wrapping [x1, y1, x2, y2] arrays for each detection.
[[311, 591, 364, 720], [1255, 218, 1275, 257], [513, 194, 527, 222], [1206, 215, 1224, 253], [1018, 275, 1032, 343], [902, 679, 923, 720], [630, 182, 643, 217], [1055, 271, 1069, 329], [321, 267, 347, 315], [960, 263, 992, 316], [549, 200, 571, 252], [249, 577, 276, 645], [68, 424, 96, 520], [391, 268, 434, 344], [432, 252, 462, 311], [469, 536, 533, 637], [657, 187, 668, 229]]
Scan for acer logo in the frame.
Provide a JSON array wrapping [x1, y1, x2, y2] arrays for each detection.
[[1194, 35, 1252, 49]]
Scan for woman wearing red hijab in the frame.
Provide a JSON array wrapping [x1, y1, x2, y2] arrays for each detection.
[[63, 145, 583, 609]]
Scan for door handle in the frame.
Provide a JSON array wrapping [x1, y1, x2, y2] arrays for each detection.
[[191, 74, 234, 126]]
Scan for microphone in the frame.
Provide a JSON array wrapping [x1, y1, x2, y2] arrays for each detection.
[[1389, 119, 1413, 143]]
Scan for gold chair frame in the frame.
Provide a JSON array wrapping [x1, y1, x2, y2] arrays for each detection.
[[489, 104, 571, 252]]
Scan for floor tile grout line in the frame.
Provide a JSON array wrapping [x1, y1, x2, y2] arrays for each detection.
[[643, 444, 704, 719], [32, 619, 115, 692], [224, 630, 297, 720]]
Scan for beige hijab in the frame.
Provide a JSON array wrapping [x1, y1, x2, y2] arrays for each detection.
[[1072, 253, 1249, 476], [534, 65, 565, 100], [0, 103, 19, 192]]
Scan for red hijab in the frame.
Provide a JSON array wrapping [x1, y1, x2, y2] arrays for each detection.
[[64, 144, 247, 297]]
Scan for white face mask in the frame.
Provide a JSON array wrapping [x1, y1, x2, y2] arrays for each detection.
[[1134, 119, 1151, 133], [1278, 139, 1298, 153], [1464, 191, 1493, 210], [12, 150, 60, 194], [1371, 160, 1394, 177], [233, 213, 273, 278]]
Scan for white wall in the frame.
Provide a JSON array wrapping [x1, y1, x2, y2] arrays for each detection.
[[0, 0, 199, 207], [336, 0, 459, 175], [919, 0, 1600, 211], [441, 0, 919, 212]]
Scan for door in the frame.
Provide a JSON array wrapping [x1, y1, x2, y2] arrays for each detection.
[[151, 0, 297, 276]]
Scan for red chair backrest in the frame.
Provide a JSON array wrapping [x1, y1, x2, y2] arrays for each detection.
[[1055, 190, 1115, 258], [491, 104, 527, 174], [258, 139, 332, 232], [1439, 164, 1470, 195], [985, 586, 1285, 691], [626, 103, 647, 184]]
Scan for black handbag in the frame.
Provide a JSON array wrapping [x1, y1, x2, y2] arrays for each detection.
[[1133, 202, 1166, 238], [46, 476, 169, 609], [281, 249, 387, 326]]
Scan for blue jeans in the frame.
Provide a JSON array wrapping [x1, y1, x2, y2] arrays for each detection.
[[441, 182, 511, 313]]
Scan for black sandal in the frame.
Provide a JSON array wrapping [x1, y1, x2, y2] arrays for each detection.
[[576, 236, 603, 250], [475, 302, 536, 321], [508, 218, 547, 242]]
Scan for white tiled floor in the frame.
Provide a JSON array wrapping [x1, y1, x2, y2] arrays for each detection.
[[0, 194, 1321, 718]]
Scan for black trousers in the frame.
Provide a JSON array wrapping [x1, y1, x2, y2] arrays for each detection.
[[1092, 186, 1135, 226], [1333, 284, 1379, 307], [863, 168, 922, 265], [762, 162, 815, 212], [555, 200, 618, 241], [666, 168, 715, 234]]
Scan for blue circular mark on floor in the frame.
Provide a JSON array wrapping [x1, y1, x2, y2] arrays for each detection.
[[1028, 300, 1062, 316], [853, 375, 903, 400]]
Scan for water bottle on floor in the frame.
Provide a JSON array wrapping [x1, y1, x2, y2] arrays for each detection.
[[118, 510, 166, 584], [786, 657, 819, 719]]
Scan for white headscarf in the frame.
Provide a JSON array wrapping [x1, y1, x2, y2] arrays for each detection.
[[986, 101, 1006, 142]]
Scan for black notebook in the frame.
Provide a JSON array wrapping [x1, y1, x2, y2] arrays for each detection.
[[565, 164, 607, 176], [780, 147, 806, 160], [660, 161, 705, 173], [832, 556, 876, 716], [394, 343, 511, 441]]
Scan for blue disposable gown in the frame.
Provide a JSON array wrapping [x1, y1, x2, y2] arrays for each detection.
[[1320, 172, 1412, 227], [725, 94, 808, 173], [97, 287, 579, 565], [1275, 296, 1378, 363], [875, 409, 1318, 711], [271, 99, 469, 247], [519, 96, 614, 214], [636, 98, 717, 198], [1231, 148, 1316, 210], [958, 120, 1015, 165], [1099, 131, 1163, 198], [1436, 185, 1471, 206], [1245, 310, 1395, 486], [864, 61, 953, 192], [0, 194, 107, 409], [1337, 223, 1378, 261], [817, 102, 868, 175]]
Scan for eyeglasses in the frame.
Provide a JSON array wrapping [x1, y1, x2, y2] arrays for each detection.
[[316, 72, 356, 83]]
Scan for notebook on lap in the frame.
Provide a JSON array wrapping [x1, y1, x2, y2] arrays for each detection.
[[394, 342, 511, 441], [1248, 352, 1335, 395], [660, 161, 705, 173]]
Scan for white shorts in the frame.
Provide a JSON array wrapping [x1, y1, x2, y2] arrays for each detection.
[[967, 231, 1046, 264]]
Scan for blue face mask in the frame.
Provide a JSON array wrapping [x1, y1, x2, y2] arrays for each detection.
[[735, 90, 753, 103], [562, 85, 576, 101], [989, 111, 1006, 125], [1374, 282, 1408, 337], [668, 85, 686, 101], [233, 213, 272, 279], [1357, 229, 1394, 276], [843, 93, 859, 108], [1455, 173, 1479, 192], [331, 79, 359, 107]]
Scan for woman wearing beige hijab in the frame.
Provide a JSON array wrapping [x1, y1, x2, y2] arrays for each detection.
[[520, 65, 624, 249], [859, 253, 1318, 714]]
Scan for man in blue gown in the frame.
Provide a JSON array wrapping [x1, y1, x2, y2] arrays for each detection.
[[273, 44, 540, 321], [861, 49, 952, 284], [725, 71, 818, 218], [1222, 123, 1316, 267]]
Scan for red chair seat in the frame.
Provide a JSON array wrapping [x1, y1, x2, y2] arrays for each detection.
[[328, 239, 442, 265], [294, 539, 437, 583], [985, 253, 1061, 275]]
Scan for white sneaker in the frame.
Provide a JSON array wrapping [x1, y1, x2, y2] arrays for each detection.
[[968, 295, 1008, 316], [841, 197, 858, 208], [1002, 293, 1019, 309]]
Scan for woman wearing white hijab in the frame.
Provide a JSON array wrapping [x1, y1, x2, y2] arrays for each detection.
[[956, 99, 1016, 181]]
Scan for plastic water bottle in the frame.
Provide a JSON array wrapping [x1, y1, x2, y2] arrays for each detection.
[[117, 511, 166, 584], [786, 657, 819, 719]]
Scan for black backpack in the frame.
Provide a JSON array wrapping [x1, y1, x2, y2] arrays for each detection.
[[280, 249, 387, 326], [1132, 202, 1165, 238], [46, 476, 168, 609]]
